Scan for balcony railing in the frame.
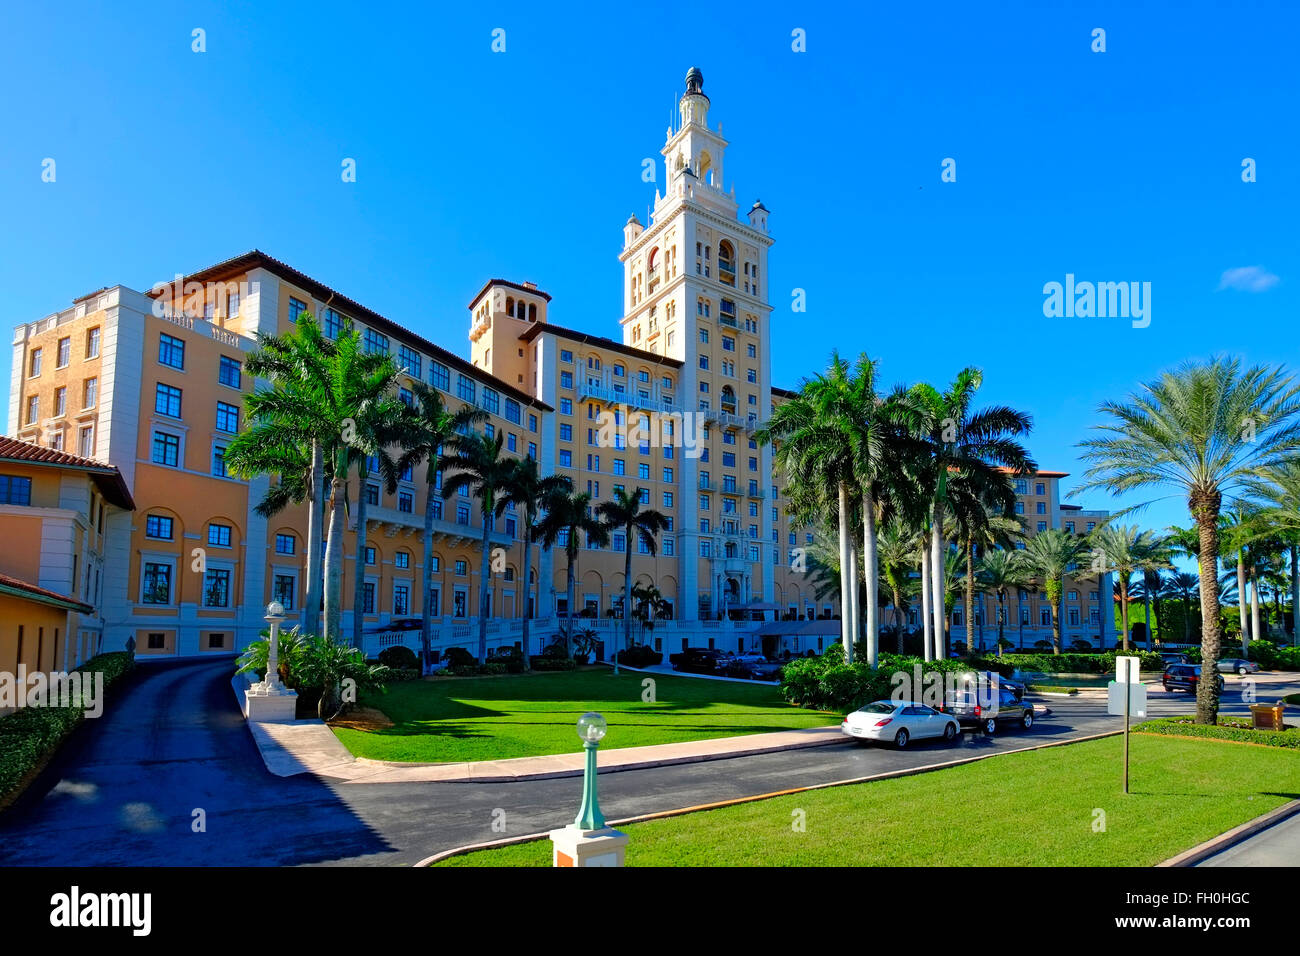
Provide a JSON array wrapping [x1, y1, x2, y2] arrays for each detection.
[[579, 382, 673, 413]]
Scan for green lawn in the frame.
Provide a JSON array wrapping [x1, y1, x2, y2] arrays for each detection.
[[332, 668, 838, 762], [434, 734, 1300, 866]]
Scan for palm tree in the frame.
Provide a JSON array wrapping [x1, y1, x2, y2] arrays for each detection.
[[977, 548, 1032, 654], [902, 369, 1036, 660], [1019, 529, 1093, 654], [597, 486, 669, 675], [754, 357, 862, 661], [534, 487, 610, 658], [502, 458, 571, 669], [441, 429, 518, 664], [229, 314, 336, 636], [1078, 356, 1300, 723], [395, 382, 486, 671], [1091, 524, 1160, 651], [1161, 571, 1200, 643], [1249, 460, 1300, 643], [876, 520, 919, 653], [953, 492, 1020, 654], [1132, 534, 1173, 646]]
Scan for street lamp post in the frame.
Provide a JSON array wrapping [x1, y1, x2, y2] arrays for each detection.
[[244, 601, 298, 723], [548, 712, 629, 867]]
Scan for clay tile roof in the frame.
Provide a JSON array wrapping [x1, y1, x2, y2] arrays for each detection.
[[0, 436, 135, 510], [0, 571, 93, 614]]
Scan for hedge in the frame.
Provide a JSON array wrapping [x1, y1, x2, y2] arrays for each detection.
[[1246, 640, 1300, 670], [1134, 715, 1300, 748], [780, 648, 1015, 714], [987, 650, 1164, 674], [0, 652, 136, 807]]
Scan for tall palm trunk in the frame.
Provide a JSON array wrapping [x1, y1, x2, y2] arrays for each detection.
[[847, 540, 860, 650], [1290, 544, 1299, 644], [302, 439, 324, 636], [476, 510, 492, 665], [1236, 549, 1248, 644], [964, 541, 976, 654], [324, 474, 347, 643], [1248, 565, 1261, 655], [930, 508, 946, 660], [861, 490, 878, 666], [920, 538, 933, 662], [520, 511, 534, 670], [996, 589, 1006, 651], [618, 523, 633, 676], [352, 466, 370, 650], [890, 587, 904, 654], [1141, 588, 1152, 648], [564, 543, 578, 658], [420, 477, 437, 673], [1119, 579, 1131, 652], [836, 483, 853, 661], [1181, 584, 1191, 643], [1193, 498, 1224, 725]]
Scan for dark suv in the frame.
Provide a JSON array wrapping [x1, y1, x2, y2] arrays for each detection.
[[671, 648, 726, 674], [1163, 663, 1223, 694], [942, 684, 1035, 735]]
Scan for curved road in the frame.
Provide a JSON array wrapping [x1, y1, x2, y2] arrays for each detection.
[[0, 658, 1290, 866]]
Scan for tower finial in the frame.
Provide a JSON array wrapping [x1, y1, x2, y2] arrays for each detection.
[[685, 67, 703, 95]]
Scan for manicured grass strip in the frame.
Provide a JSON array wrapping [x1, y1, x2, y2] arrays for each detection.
[[1134, 715, 1299, 748], [333, 669, 839, 763], [433, 735, 1300, 867]]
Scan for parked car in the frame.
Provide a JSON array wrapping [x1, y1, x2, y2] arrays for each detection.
[[723, 658, 783, 681], [1163, 663, 1224, 694], [941, 682, 1035, 735], [671, 647, 726, 674], [842, 700, 960, 749], [1215, 657, 1260, 675], [1159, 651, 1190, 667]]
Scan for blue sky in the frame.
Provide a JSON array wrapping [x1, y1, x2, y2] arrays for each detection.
[[2, 1, 1297, 541]]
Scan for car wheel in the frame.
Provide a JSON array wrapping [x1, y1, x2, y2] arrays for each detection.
[[983, 717, 997, 735], [1238, 666, 1248, 675], [894, 728, 910, 749], [1163, 684, 1171, 692], [1021, 710, 1034, 730], [943, 722, 958, 742]]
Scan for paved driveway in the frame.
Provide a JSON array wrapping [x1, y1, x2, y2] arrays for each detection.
[[2, 659, 1293, 866]]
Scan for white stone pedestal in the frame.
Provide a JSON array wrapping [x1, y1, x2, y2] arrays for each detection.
[[244, 682, 298, 723], [548, 824, 629, 867]]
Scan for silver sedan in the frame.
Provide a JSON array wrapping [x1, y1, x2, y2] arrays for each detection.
[[841, 699, 961, 749]]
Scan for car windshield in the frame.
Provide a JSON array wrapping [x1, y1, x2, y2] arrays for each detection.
[[860, 701, 897, 714]]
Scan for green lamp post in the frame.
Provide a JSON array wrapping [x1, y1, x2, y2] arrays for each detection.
[[573, 712, 608, 831]]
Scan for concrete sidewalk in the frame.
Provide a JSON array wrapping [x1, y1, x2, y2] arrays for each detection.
[[246, 719, 845, 784]]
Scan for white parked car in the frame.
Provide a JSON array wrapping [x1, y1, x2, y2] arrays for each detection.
[[841, 700, 961, 749]]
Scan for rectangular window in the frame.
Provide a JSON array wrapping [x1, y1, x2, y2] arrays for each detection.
[[219, 355, 242, 388], [289, 297, 308, 323], [394, 584, 410, 616], [430, 361, 450, 390], [324, 308, 344, 339], [208, 524, 232, 547], [152, 432, 180, 467], [275, 533, 296, 554], [154, 383, 182, 418], [560, 371, 573, 389], [559, 450, 572, 467], [142, 563, 172, 605], [86, 327, 100, 358], [365, 483, 380, 506], [398, 344, 422, 378], [145, 514, 174, 539], [57, 337, 71, 368], [159, 333, 186, 369], [398, 491, 414, 513], [504, 398, 521, 424], [363, 582, 376, 614], [0, 475, 34, 506], [203, 568, 231, 608], [365, 546, 376, 565], [457, 375, 476, 402], [212, 444, 228, 477], [274, 575, 296, 611], [363, 327, 390, 355], [396, 551, 410, 569], [78, 425, 94, 458], [84, 377, 98, 409], [481, 388, 500, 414], [55, 386, 67, 418], [216, 401, 240, 433], [29, 348, 42, 377]]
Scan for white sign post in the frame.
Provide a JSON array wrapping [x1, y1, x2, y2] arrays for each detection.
[[1107, 656, 1145, 794]]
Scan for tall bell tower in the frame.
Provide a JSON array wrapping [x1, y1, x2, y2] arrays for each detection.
[[617, 68, 775, 622]]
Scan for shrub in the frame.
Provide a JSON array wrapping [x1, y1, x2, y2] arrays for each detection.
[[377, 646, 419, 671], [529, 656, 577, 672], [992, 651, 1163, 674], [779, 650, 1010, 713], [442, 647, 478, 668], [0, 652, 137, 807], [1134, 715, 1300, 748], [386, 667, 421, 682]]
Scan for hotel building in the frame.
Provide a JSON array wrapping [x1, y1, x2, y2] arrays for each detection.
[[4, 69, 1113, 661]]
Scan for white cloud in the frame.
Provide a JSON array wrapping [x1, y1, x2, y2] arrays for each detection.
[[1217, 266, 1280, 293]]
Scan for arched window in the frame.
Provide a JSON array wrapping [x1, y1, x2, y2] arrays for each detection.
[[718, 240, 736, 285], [720, 385, 737, 412], [528, 303, 537, 321], [505, 296, 515, 315]]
